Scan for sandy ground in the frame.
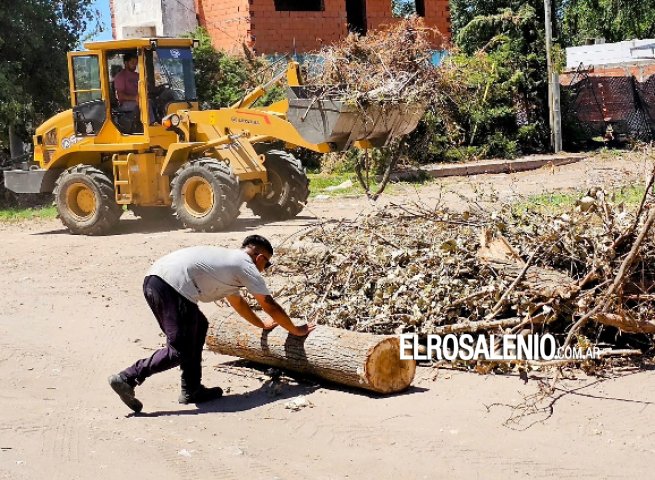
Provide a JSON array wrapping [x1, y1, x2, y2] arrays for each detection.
[[1, 153, 655, 479]]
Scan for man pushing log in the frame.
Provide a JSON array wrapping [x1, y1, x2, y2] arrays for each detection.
[[108, 235, 315, 413]]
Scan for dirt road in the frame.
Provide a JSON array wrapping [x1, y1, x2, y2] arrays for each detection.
[[1, 154, 654, 479]]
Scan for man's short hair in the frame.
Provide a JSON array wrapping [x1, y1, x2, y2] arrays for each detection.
[[242, 235, 274, 256], [123, 52, 137, 63]]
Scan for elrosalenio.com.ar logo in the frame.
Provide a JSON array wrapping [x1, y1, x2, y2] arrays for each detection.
[[399, 333, 601, 361]]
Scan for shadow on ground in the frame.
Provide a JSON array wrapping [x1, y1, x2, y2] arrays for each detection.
[[33, 215, 320, 236], [131, 359, 428, 418]]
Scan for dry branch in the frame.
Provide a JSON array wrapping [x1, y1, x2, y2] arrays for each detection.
[[593, 313, 655, 334], [307, 18, 440, 108], [277, 173, 655, 368], [431, 317, 522, 335]]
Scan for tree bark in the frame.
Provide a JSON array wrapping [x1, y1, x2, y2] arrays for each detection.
[[206, 316, 416, 394]]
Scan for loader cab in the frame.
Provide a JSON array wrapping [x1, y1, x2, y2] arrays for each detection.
[[68, 39, 198, 139], [105, 46, 197, 133], [145, 47, 197, 123]]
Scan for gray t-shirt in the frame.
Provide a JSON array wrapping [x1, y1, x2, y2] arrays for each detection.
[[147, 246, 271, 303]]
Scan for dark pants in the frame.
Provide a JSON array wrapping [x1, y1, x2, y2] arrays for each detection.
[[121, 275, 208, 391]]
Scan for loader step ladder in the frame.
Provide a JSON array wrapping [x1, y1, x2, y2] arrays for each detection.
[[112, 154, 134, 204]]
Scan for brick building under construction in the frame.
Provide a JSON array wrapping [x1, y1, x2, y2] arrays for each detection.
[[110, 0, 451, 54]]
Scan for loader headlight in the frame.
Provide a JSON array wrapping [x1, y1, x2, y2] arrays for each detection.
[[162, 114, 181, 129]]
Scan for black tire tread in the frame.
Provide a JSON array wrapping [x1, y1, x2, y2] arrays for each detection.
[[247, 149, 309, 220], [170, 158, 240, 231], [53, 165, 122, 236]]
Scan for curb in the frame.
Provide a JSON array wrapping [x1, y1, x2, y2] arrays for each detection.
[[425, 153, 588, 178], [385, 153, 588, 181]]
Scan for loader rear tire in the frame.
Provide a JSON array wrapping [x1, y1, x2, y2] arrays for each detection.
[[247, 150, 309, 220], [170, 159, 239, 231], [54, 165, 122, 236]]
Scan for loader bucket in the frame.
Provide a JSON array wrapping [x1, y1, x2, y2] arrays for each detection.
[[286, 86, 426, 150]]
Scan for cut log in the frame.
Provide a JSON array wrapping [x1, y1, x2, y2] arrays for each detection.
[[206, 316, 416, 394]]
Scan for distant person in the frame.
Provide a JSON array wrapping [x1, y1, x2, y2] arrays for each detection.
[[108, 235, 316, 413]]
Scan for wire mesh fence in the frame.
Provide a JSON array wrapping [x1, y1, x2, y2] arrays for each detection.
[[563, 71, 655, 142]]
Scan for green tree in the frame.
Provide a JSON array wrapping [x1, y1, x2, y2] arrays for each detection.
[[191, 27, 282, 108], [559, 0, 655, 46], [428, 1, 549, 159], [431, 0, 655, 162], [0, 0, 99, 153], [450, 0, 538, 36]]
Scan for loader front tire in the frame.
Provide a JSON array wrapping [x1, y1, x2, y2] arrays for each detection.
[[171, 159, 239, 231], [247, 150, 309, 220], [54, 165, 122, 236]]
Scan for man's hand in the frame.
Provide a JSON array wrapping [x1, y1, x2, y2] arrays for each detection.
[[262, 319, 278, 331], [253, 294, 317, 337], [290, 322, 316, 337]]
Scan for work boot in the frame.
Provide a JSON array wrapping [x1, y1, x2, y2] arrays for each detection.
[[108, 374, 143, 413], [178, 385, 224, 404]]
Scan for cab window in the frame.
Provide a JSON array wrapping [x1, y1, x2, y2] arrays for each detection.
[[72, 56, 102, 104], [152, 48, 197, 101]]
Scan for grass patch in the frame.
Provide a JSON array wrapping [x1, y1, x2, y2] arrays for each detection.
[[515, 185, 647, 215], [308, 173, 383, 197], [0, 205, 57, 222], [307, 171, 431, 198], [613, 185, 647, 204]]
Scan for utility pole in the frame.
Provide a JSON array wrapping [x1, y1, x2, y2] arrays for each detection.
[[544, 0, 563, 152], [8, 125, 23, 159]]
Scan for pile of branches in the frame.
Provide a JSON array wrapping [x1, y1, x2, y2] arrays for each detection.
[[304, 19, 451, 198], [307, 18, 442, 106], [277, 175, 655, 364]]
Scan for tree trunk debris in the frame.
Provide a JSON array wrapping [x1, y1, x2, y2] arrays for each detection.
[[207, 316, 416, 394]]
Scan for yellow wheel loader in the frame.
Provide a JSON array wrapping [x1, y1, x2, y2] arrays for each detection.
[[3, 38, 425, 235]]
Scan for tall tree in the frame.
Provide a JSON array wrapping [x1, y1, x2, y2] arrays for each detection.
[[435, 1, 550, 157], [0, 0, 98, 153], [452, 0, 655, 47], [450, 0, 530, 36], [559, 0, 655, 46]]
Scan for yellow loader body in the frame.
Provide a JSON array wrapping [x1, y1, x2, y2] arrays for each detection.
[[4, 37, 424, 235]]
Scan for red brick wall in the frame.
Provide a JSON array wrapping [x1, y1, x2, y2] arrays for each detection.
[[196, 0, 452, 55], [424, 0, 451, 46], [249, 0, 346, 54], [196, 0, 253, 54], [361, 0, 390, 32]]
